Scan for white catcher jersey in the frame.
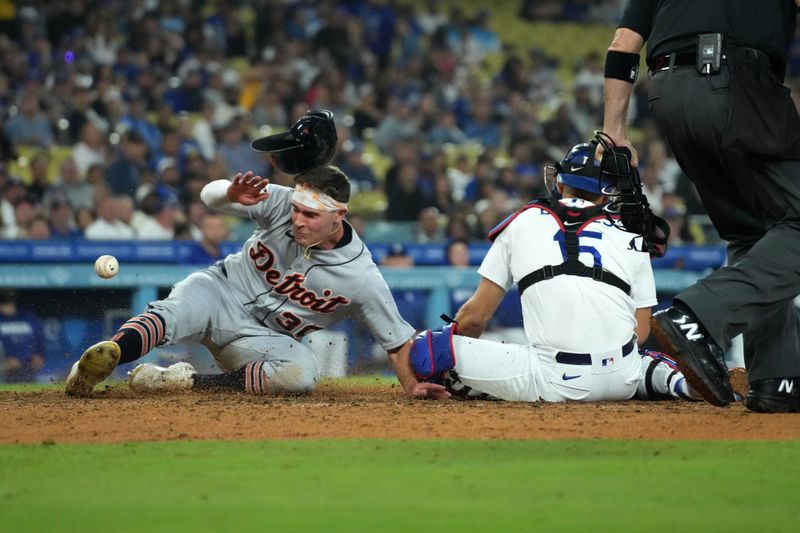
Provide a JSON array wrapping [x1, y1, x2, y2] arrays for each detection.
[[208, 182, 415, 351], [479, 197, 657, 353]]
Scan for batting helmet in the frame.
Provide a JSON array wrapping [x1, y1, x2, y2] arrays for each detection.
[[251, 109, 338, 175], [552, 141, 614, 195]]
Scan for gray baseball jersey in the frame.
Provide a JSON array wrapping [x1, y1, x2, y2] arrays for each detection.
[[206, 181, 415, 351]]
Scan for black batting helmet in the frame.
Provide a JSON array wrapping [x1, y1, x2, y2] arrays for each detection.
[[251, 109, 338, 175]]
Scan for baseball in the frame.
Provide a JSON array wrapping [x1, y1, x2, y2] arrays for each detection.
[[94, 255, 119, 279]]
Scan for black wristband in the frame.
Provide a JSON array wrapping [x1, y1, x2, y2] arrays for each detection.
[[604, 50, 640, 83]]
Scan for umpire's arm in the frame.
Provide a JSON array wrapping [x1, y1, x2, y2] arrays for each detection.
[[599, 27, 645, 167]]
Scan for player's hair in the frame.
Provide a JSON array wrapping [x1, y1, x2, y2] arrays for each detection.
[[561, 184, 606, 204], [294, 165, 351, 203]]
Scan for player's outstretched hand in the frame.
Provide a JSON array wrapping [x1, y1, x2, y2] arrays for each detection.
[[408, 382, 451, 400], [227, 171, 271, 205]]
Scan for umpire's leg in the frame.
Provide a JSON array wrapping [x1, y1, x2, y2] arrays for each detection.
[[649, 67, 800, 380], [678, 158, 800, 381]]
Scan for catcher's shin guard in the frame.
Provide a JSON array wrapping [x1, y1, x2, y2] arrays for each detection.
[[409, 323, 459, 384]]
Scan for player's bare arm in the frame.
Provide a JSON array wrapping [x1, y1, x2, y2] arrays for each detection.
[[635, 307, 651, 343], [454, 277, 506, 338], [389, 340, 451, 400], [226, 171, 271, 205], [596, 27, 645, 167]]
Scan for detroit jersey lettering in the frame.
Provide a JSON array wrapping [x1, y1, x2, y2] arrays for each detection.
[[214, 184, 414, 350]]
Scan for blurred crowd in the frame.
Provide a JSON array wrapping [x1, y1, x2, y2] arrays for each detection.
[[1, 0, 799, 250]]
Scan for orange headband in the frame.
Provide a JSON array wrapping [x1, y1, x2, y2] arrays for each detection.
[[291, 184, 347, 212]]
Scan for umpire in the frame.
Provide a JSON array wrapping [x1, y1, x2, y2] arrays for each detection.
[[599, 0, 800, 412]]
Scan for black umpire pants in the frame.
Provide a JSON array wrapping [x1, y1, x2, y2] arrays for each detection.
[[648, 63, 800, 381]]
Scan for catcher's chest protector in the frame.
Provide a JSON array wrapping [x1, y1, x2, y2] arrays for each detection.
[[488, 198, 631, 296]]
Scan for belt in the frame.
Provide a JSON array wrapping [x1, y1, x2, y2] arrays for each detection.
[[648, 52, 696, 74], [555, 336, 636, 366]]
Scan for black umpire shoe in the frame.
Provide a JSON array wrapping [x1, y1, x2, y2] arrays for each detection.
[[651, 305, 734, 407], [745, 378, 800, 413]]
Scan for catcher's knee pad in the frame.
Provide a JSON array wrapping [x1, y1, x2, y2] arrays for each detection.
[[410, 323, 459, 384]]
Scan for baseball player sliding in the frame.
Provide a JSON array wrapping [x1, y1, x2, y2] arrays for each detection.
[[402, 138, 744, 402], [65, 110, 448, 400]]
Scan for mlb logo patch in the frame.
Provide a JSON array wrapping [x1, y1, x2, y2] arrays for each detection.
[[602, 357, 615, 367]]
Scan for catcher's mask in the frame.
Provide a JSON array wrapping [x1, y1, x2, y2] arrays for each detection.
[[544, 141, 615, 195], [251, 109, 338, 175]]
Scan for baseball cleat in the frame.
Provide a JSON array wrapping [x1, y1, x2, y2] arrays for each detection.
[[128, 362, 196, 393], [442, 370, 499, 401], [65, 341, 121, 397], [651, 305, 734, 407], [744, 377, 800, 413]]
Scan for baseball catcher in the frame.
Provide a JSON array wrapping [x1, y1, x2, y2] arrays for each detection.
[[401, 137, 742, 402]]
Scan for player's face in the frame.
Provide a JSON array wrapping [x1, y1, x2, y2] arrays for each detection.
[[291, 203, 345, 247]]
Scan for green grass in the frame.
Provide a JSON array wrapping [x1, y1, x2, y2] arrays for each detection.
[[1, 440, 799, 532]]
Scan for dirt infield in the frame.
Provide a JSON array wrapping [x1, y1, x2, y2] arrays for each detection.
[[1, 380, 798, 444]]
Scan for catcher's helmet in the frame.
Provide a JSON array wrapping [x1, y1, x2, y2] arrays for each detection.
[[251, 109, 338, 175], [553, 141, 614, 195]]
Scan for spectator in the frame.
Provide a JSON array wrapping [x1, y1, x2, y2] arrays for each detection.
[[25, 214, 51, 240], [462, 97, 502, 148], [117, 90, 161, 154], [162, 67, 205, 114], [416, 0, 448, 35], [573, 52, 606, 107], [386, 162, 431, 221], [191, 99, 219, 161], [0, 167, 18, 239], [0, 290, 44, 383], [425, 110, 467, 146], [527, 48, 563, 105], [468, 10, 501, 59], [26, 151, 51, 203], [446, 238, 471, 267], [72, 122, 109, 178], [661, 193, 702, 247], [216, 117, 269, 177], [416, 206, 445, 243], [350, 85, 382, 139], [372, 96, 420, 153], [47, 159, 95, 211], [446, 154, 474, 202], [336, 142, 377, 194], [134, 192, 182, 241], [64, 83, 109, 144], [106, 130, 149, 197], [84, 194, 136, 240], [11, 197, 39, 239], [74, 206, 96, 234], [47, 198, 81, 239], [4, 92, 53, 148], [197, 212, 230, 262]]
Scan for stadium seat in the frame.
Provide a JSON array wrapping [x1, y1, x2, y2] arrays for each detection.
[[347, 190, 388, 218]]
